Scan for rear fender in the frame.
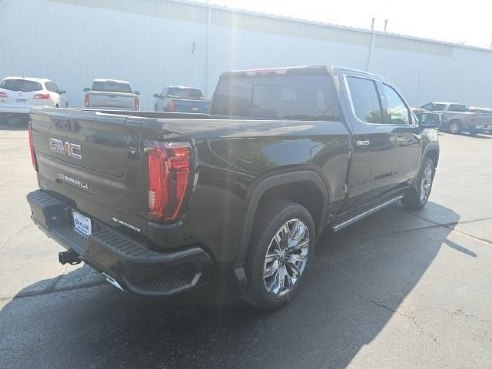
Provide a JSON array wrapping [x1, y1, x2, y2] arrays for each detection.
[[233, 170, 329, 285]]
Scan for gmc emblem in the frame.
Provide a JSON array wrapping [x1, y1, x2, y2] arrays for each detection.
[[49, 138, 82, 160]]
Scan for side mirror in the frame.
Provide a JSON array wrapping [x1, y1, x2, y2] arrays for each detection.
[[134, 91, 140, 95], [58, 90, 66, 94], [418, 113, 440, 128], [83, 87, 90, 92], [153, 93, 160, 98]]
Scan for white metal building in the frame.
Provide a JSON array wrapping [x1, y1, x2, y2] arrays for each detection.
[[1, 0, 491, 110]]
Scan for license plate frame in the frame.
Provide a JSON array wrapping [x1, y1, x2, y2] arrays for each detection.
[[73, 211, 92, 237]]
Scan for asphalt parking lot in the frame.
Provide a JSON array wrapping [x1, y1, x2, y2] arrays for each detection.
[[1, 124, 491, 369]]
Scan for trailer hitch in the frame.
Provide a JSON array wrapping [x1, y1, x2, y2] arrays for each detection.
[[58, 250, 81, 265]]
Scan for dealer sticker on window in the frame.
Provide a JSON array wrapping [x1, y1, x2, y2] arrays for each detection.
[[73, 211, 92, 237]]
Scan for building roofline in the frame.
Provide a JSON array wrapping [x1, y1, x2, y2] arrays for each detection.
[[170, 0, 492, 54]]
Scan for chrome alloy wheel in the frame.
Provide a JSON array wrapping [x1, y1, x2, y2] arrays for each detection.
[[420, 164, 433, 202], [263, 219, 310, 297]]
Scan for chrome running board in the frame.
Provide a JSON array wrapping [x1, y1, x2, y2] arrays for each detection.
[[332, 195, 403, 232]]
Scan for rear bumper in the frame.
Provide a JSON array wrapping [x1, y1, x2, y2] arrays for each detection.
[[85, 106, 139, 111], [0, 105, 31, 114], [27, 190, 213, 296]]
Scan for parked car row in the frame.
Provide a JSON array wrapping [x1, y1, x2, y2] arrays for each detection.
[[419, 101, 492, 135], [0, 75, 210, 125]]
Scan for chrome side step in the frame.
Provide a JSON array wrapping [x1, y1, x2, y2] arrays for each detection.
[[332, 195, 403, 232]]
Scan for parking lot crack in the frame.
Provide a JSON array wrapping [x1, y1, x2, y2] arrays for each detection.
[[0, 222, 32, 251], [368, 299, 440, 344], [424, 307, 492, 325]]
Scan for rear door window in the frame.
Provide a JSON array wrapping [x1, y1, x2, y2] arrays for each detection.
[[0, 79, 42, 92], [449, 104, 467, 112], [346, 76, 384, 124], [430, 104, 448, 111]]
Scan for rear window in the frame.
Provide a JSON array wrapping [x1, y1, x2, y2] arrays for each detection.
[[211, 72, 341, 121], [0, 79, 42, 92], [167, 88, 204, 100], [92, 81, 132, 93]]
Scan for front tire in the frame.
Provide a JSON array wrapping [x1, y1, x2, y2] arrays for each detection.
[[448, 121, 461, 134], [243, 200, 315, 310], [402, 158, 435, 210]]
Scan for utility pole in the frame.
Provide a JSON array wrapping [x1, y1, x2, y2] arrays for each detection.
[[205, 1, 211, 99], [366, 18, 376, 71]]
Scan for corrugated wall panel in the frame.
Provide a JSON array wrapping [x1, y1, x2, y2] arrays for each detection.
[[1, 0, 492, 109]]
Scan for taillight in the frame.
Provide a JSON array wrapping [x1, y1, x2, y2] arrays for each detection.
[[145, 141, 192, 222], [28, 121, 38, 171], [168, 100, 176, 112], [471, 113, 477, 122], [135, 97, 140, 110], [84, 94, 89, 107], [0, 91, 7, 98], [33, 93, 50, 99]]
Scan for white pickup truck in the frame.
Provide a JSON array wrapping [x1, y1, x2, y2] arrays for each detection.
[[420, 101, 492, 135], [83, 79, 140, 111]]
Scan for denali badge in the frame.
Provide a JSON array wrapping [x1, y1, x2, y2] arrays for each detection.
[[57, 173, 89, 191], [112, 217, 141, 233], [49, 138, 82, 159]]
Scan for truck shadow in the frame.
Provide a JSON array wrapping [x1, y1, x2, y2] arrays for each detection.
[[0, 202, 460, 369]]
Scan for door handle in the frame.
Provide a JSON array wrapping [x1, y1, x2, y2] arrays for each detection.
[[356, 140, 370, 147]]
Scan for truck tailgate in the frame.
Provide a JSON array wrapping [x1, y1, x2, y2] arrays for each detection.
[[173, 99, 210, 113], [87, 91, 136, 110], [30, 108, 149, 236]]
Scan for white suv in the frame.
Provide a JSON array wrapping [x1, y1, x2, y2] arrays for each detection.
[[0, 77, 67, 125]]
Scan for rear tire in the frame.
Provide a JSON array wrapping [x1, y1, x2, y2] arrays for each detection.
[[402, 158, 435, 210], [243, 200, 315, 310]]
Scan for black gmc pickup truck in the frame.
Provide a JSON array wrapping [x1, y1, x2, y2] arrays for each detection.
[[27, 66, 439, 310]]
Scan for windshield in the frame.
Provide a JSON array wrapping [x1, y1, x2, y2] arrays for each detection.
[[92, 81, 132, 93], [0, 79, 42, 92], [167, 88, 204, 100], [212, 72, 341, 121]]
